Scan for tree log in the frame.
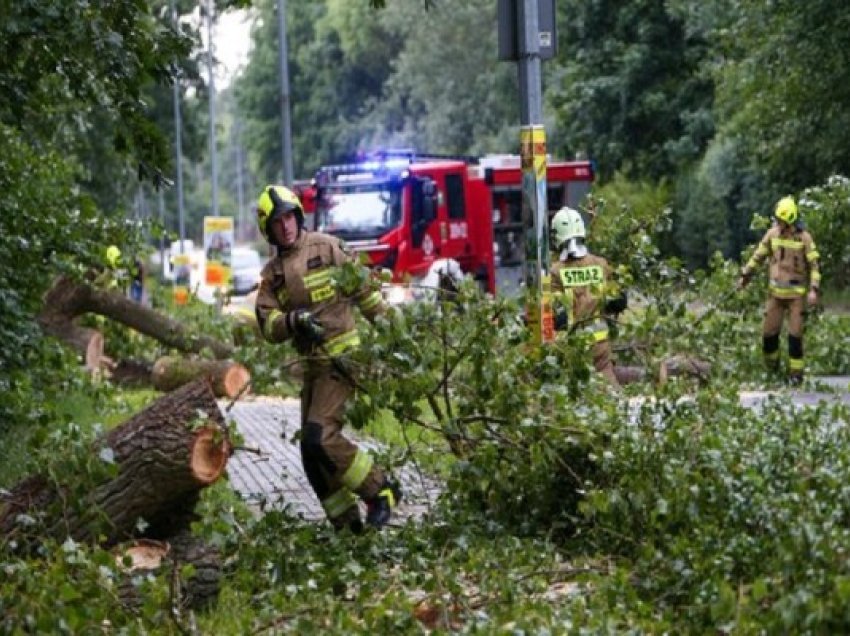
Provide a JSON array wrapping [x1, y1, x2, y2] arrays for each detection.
[[151, 356, 251, 398], [0, 379, 231, 549], [657, 355, 712, 386], [116, 533, 222, 611], [38, 302, 104, 371], [39, 276, 233, 359], [613, 365, 647, 385], [614, 356, 712, 386], [109, 358, 155, 387]]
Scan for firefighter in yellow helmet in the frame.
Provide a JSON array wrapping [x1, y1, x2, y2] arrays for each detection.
[[549, 206, 627, 388], [253, 185, 400, 531], [738, 196, 821, 384]]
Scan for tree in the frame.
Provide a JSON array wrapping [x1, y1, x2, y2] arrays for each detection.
[[549, 0, 715, 181], [715, 1, 850, 191]]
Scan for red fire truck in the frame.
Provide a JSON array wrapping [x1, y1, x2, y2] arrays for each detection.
[[301, 151, 594, 299]]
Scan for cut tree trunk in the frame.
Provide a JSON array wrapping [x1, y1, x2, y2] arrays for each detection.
[[38, 276, 233, 360], [109, 358, 155, 387], [151, 356, 251, 398], [116, 533, 223, 611], [38, 319, 104, 371], [613, 365, 647, 385], [658, 355, 712, 386], [614, 356, 712, 386], [0, 379, 231, 549]]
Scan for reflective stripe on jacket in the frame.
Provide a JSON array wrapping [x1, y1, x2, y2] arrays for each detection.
[[743, 224, 820, 297], [254, 231, 385, 360], [550, 253, 617, 342]]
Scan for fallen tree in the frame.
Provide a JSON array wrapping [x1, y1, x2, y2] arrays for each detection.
[[613, 355, 712, 386], [0, 379, 231, 549], [151, 356, 251, 398], [38, 275, 234, 361]]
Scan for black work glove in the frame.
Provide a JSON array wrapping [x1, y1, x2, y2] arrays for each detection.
[[288, 309, 325, 344]]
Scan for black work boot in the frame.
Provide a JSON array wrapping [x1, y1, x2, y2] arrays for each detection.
[[331, 505, 364, 534], [365, 480, 402, 529]]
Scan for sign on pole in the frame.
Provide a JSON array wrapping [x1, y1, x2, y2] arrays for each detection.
[[521, 126, 555, 344], [203, 216, 234, 289]]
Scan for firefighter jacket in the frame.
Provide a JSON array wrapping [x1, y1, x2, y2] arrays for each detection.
[[550, 253, 620, 343], [742, 224, 821, 298], [255, 231, 385, 359]]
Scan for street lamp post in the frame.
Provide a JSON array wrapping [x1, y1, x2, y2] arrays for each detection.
[[277, 0, 294, 186]]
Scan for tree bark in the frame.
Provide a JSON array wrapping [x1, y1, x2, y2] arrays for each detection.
[[151, 356, 251, 398], [116, 533, 223, 611], [657, 355, 712, 386], [48, 322, 104, 371], [613, 365, 647, 385], [0, 379, 231, 549], [614, 356, 712, 386], [39, 276, 233, 360]]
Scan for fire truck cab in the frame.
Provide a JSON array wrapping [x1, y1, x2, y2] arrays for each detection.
[[311, 151, 594, 301]]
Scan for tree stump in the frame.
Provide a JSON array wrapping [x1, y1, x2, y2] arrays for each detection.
[[0, 379, 231, 549], [115, 533, 222, 611], [151, 356, 251, 398]]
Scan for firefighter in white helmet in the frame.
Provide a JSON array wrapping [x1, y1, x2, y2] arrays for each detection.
[[253, 185, 401, 532], [738, 196, 820, 384], [549, 206, 627, 387]]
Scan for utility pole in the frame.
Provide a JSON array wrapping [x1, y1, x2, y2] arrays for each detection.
[[158, 188, 166, 278], [277, 0, 294, 185], [234, 120, 246, 241], [170, 0, 186, 254], [207, 0, 219, 217], [499, 0, 557, 345]]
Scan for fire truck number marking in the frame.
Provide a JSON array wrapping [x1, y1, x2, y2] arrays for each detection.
[[449, 222, 468, 240], [422, 234, 434, 256]]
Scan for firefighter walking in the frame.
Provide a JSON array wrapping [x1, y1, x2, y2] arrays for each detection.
[[254, 185, 400, 532], [549, 206, 627, 388], [737, 196, 821, 384]]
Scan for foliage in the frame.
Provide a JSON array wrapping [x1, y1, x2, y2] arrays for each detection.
[[715, 2, 850, 192], [800, 175, 850, 290], [550, 0, 715, 180]]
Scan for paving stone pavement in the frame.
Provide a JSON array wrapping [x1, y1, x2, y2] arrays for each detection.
[[220, 396, 440, 524]]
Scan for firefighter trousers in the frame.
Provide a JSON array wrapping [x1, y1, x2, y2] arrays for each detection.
[[592, 340, 620, 389], [300, 360, 385, 527], [762, 295, 805, 377]]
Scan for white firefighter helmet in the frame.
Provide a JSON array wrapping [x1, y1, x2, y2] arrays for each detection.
[[551, 207, 588, 258], [551, 206, 586, 247]]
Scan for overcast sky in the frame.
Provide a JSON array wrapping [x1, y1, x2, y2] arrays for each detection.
[[213, 8, 253, 88]]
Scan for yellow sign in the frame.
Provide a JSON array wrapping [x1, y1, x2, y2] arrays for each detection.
[[203, 216, 234, 288], [521, 125, 553, 344]]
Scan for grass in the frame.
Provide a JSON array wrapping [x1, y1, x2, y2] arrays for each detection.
[[0, 385, 160, 488], [360, 402, 456, 477]]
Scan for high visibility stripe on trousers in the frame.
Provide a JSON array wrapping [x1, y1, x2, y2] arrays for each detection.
[[321, 488, 357, 519], [769, 280, 806, 298]]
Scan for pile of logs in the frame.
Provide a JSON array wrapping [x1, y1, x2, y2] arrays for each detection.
[[0, 379, 231, 609]]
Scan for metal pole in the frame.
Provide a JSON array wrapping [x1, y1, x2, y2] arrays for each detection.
[[158, 188, 166, 279], [235, 120, 245, 242], [517, 0, 553, 344], [171, 0, 186, 254], [207, 0, 219, 217], [277, 0, 294, 185]]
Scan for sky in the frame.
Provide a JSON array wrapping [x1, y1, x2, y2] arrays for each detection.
[[212, 8, 254, 88]]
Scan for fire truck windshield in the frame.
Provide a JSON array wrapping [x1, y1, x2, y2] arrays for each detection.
[[316, 182, 402, 240]]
